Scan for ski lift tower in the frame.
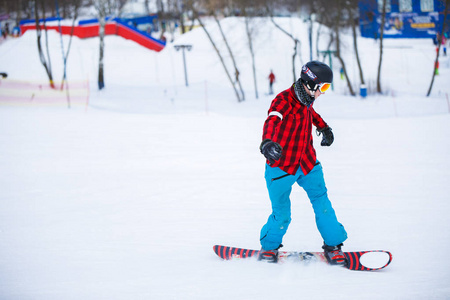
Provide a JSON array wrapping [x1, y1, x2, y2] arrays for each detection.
[[174, 44, 192, 87]]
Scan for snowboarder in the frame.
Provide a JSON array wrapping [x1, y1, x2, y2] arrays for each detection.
[[258, 61, 348, 265], [268, 70, 275, 95]]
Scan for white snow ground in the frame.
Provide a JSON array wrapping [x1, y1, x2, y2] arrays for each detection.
[[0, 17, 450, 299]]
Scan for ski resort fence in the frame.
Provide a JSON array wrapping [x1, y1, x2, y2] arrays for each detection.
[[0, 79, 89, 108]]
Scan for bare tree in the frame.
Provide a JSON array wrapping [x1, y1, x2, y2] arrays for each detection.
[[174, 0, 195, 34], [57, 0, 82, 107], [377, 0, 387, 94], [213, 13, 245, 101], [315, 21, 323, 58], [238, 0, 270, 100], [193, 9, 242, 102], [156, 0, 167, 40], [270, 16, 301, 83], [15, 0, 23, 24], [88, 0, 128, 91], [346, 0, 365, 86], [94, 0, 108, 90], [263, 0, 304, 82], [189, 0, 243, 102], [34, 0, 55, 89], [144, 0, 151, 15], [427, 0, 449, 96], [334, 0, 355, 96], [244, 12, 259, 99]]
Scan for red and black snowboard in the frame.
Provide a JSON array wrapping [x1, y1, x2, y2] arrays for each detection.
[[213, 245, 392, 271]]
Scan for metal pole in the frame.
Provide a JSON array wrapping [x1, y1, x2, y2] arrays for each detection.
[[181, 47, 188, 87], [174, 44, 192, 87]]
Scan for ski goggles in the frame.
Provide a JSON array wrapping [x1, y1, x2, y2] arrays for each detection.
[[318, 82, 331, 93]]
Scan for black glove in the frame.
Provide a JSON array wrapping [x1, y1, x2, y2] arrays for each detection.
[[260, 139, 282, 164], [317, 126, 334, 146]]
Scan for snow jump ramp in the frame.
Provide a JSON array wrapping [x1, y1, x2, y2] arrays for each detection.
[[20, 17, 166, 52]]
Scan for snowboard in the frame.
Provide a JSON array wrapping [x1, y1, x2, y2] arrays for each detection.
[[213, 245, 392, 271]]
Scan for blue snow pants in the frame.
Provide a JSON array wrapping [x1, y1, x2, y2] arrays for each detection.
[[260, 161, 347, 250]]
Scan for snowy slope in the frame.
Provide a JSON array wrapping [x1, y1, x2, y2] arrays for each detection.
[[0, 17, 450, 299]]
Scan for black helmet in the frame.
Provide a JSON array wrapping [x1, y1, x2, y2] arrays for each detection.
[[300, 61, 333, 92]]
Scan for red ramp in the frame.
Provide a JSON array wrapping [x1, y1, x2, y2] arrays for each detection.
[[20, 18, 166, 52]]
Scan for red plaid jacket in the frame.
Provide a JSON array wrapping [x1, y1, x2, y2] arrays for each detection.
[[262, 85, 328, 175]]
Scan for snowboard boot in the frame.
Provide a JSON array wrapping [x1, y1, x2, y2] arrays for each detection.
[[258, 244, 283, 263], [322, 243, 347, 266]]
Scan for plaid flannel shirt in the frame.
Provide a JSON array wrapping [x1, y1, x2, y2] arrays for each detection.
[[262, 85, 328, 175]]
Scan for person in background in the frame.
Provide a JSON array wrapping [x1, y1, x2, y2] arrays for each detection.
[[442, 33, 447, 56], [268, 70, 275, 95]]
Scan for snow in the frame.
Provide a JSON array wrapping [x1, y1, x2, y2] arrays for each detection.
[[1, 16, 450, 299], [358, 252, 391, 269]]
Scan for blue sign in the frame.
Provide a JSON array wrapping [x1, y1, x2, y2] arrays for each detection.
[[359, 0, 449, 39]]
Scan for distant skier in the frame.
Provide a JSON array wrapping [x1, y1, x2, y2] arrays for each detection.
[[443, 34, 447, 56], [268, 70, 275, 95], [258, 61, 348, 265], [435, 33, 447, 56]]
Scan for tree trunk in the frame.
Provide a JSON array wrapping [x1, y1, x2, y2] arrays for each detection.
[[179, 13, 186, 34], [97, 2, 106, 90], [157, 0, 166, 40], [34, 0, 55, 89], [293, 40, 299, 81], [270, 17, 301, 82], [15, 0, 22, 26], [377, 0, 387, 94], [335, 0, 355, 96], [144, 0, 151, 15], [176, 0, 187, 35], [189, 8, 198, 32], [60, 1, 80, 92], [315, 22, 322, 58], [213, 14, 245, 101], [196, 15, 242, 102], [348, 5, 365, 85], [427, 0, 449, 96], [245, 15, 259, 99]]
